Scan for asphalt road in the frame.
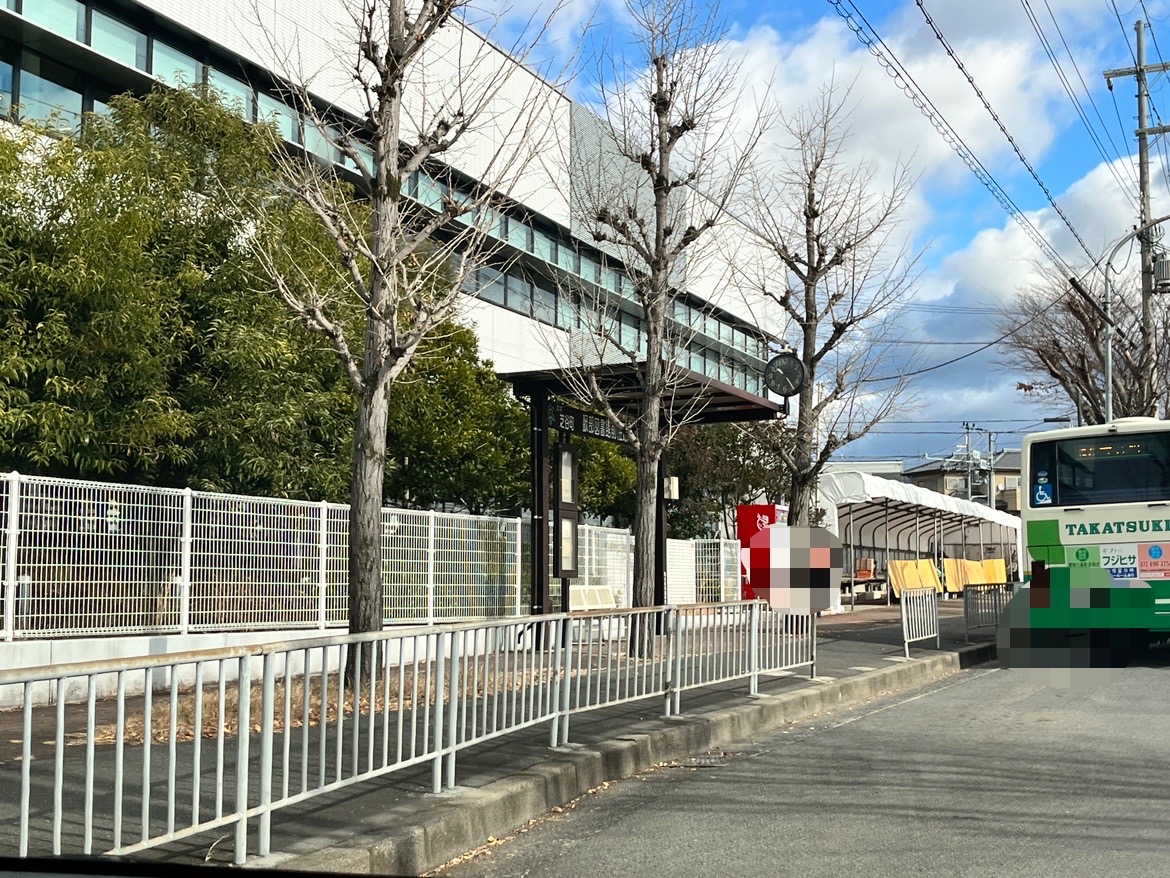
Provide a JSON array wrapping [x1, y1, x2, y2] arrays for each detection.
[[439, 648, 1170, 878]]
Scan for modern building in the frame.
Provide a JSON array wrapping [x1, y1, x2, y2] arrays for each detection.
[[0, 0, 782, 397], [904, 450, 1022, 513]]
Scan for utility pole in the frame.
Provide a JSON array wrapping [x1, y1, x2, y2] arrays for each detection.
[[962, 422, 974, 502], [1104, 20, 1166, 416], [987, 431, 996, 510]]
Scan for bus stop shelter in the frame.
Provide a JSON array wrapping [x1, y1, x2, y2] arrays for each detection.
[[817, 471, 1023, 602]]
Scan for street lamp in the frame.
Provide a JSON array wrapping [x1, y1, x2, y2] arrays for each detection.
[[1082, 213, 1170, 422]]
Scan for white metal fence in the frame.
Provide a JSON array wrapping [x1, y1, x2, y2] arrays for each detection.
[[900, 587, 940, 657], [964, 583, 1012, 641], [0, 601, 814, 863], [0, 473, 659, 640]]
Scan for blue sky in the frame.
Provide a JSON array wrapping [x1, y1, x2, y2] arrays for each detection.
[[494, 0, 1170, 464]]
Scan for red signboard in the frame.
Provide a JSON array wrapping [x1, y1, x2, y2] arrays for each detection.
[[736, 504, 787, 600]]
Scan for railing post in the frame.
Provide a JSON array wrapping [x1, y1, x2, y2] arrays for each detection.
[[4, 472, 20, 642], [514, 517, 523, 617], [432, 630, 447, 794], [179, 488, 192, 634], [234, 655, 252, 865], [549, 616, 573, 747], [258, 653, 275, 856], [317, 501, 328, 631], [810, 613, 817, 678], [445, 630, 460, 790], [427, 510, 437, 625], [748, 600, 760, 695]]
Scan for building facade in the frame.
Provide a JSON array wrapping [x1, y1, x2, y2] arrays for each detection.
[[0, 0, 781, 394], [904, 450, 1022, 513]]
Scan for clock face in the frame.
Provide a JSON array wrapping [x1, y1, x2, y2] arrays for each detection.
[[763, 353, 805, 397]]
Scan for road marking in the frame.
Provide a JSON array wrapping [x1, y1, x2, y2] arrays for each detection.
[[812, 676, 836, 683], [883, 656, 911, 663], [848, 666, 878, 671]]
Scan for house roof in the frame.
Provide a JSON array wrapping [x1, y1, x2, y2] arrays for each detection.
[[904, 449, 1021, 476]]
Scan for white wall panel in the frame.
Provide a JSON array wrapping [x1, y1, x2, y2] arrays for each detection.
[[134, 2, 571, 223], [682, 188, 782, 335], [457, 297, 566, 373]]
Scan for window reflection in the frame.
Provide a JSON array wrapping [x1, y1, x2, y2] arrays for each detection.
[[0, 59, 11, 119], [153, 41, 201, 85], [257, 91, 298, 143], [91, 11, 148, 71], [24, 0, 85, 42], [207, 70, 254, 120], [20, 55, 82, 133]]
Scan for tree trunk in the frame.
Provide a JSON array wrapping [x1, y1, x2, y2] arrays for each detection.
[[632, 449, 658, 609], [348, 378, 389, 688]]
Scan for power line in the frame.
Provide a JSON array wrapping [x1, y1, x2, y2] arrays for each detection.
[[827, 0, 1077, 274], [1027, 0, 1141, 205], [914, 0, 1096, 263]]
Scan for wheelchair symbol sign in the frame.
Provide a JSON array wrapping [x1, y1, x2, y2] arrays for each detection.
[[1033, 483, 1053, 506]]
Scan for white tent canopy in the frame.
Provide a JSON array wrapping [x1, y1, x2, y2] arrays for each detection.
[[817, 471, 1023, 577]]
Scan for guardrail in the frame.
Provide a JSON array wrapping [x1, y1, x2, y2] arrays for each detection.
[[0, 601, 814, 864], [900, 587, 940, 658], [963, 583, 1013, 642]]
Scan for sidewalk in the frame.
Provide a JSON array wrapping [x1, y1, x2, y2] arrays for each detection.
[[122, 602, 993, 876]]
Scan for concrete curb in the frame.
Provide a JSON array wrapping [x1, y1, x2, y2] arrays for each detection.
[[275, 641, 996, 876]]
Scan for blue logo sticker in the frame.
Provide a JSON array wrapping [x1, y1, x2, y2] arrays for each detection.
[[1033, 483, 1053, 506], [1151, 545, 1164, 560]]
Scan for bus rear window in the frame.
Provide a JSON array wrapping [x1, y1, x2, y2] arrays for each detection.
[[1029, 431, 1170, 507]]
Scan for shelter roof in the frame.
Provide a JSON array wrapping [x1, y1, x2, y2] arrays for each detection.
[[503, 362, 784, 426], [817, 471, 1021, 540]]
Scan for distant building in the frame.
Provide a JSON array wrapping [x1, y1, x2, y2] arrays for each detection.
[[904, 450, 1021, 513]]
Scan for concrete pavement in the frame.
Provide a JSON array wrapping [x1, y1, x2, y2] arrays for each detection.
[[231, 602, 994, 875]]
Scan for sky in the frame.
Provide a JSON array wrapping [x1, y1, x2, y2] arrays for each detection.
[[482, 0, 1170, 467]]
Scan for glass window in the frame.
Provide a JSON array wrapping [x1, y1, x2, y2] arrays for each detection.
[[153, 41, 201, 85], [532, 283, 556, 325], [558, 243, 578, 274], [346, 140, 373, 177], [478, 267, 506, 306], [89, 97, 109, 118], [415, 172, 444, 209], [533, 229, 556, 263], [4, 0, 13, 10], [1029, 432, 1170, 507], [508, 217, 532, 252], [90, 11, 148, 71], [24, 0, 84, 41], [689, 346, 704, 374], [207, 69, 254, 120], [0, 59, 11, 119], [257, 92, 298, 143], [19, 55, 83, 133], [506, 275, 532, 314], [304, 121, 339, 163], [556, 291, 578, 331]]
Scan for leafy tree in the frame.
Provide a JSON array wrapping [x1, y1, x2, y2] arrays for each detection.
[[577, 438, 637, 527], [666, 422, 794, 538], [384, 325, 529, 515]]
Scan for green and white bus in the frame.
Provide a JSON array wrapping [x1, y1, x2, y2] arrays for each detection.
[[1021, 416, 1170, 642]]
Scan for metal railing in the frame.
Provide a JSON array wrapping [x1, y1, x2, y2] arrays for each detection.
[[0, 472, 642, 639], [0, 601, 814, 863], [900, 587, 940, 658], [964, 583, 1012, 641]]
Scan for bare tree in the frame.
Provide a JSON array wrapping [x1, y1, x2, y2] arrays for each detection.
[[995, 261, 1161, 423], [553, 0, 768, 608], [243, 0, 562, 638], [746, 81, 921, 525]]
